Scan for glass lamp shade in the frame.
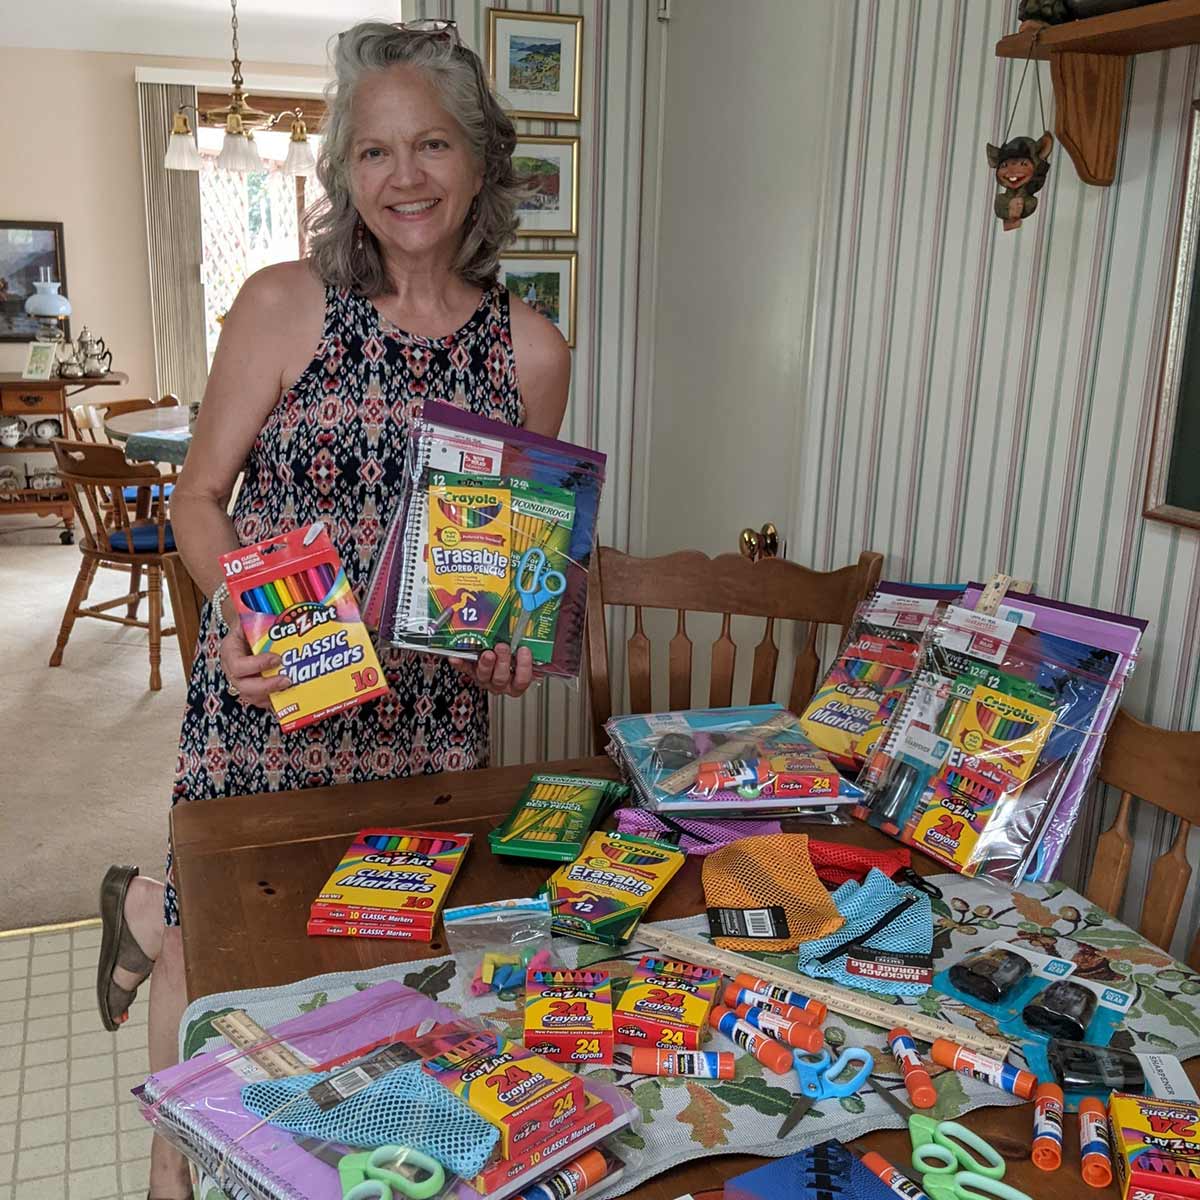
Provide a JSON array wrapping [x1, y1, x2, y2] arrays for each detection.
[[283, 137, 316, 177], [164, 131, 202, 171], [24, 279, 71, 320], [218, 131, 264, 172]]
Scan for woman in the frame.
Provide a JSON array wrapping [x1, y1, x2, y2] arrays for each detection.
[[96, 21, 569, 1198]]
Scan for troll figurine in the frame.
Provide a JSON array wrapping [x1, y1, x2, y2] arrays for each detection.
[[987, 131, 1053, 231]]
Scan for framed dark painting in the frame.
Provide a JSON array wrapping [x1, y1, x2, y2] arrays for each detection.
[[0, 220, 69, 342]]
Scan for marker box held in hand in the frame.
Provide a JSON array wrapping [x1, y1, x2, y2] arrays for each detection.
[[220, 523, 388, 732]]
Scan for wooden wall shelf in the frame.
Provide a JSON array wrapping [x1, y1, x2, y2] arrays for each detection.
[[995, 0, 1200, 186]]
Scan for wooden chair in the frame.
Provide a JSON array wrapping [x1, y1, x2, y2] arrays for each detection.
[[48, 439, 179, 691], [585, 547, 883, 752], [1087, 709, 1200, 965], [67, 393, 181, 443]]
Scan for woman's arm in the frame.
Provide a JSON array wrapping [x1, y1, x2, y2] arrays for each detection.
[[170, 260, 324, 705]]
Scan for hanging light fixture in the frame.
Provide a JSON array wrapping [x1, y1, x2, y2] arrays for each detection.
[[163, 0, 315, 176]]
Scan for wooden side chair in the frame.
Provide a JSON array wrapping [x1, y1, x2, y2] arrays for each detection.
[[585, 547, 883, 752], [67, 393, 181, 444], [1087, 709, 1200, 965], [48, 439, 180, 691]]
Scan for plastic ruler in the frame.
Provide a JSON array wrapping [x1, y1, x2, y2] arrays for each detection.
[[212, 1009, 310, 1078], [635, 926, 1013, 1059]]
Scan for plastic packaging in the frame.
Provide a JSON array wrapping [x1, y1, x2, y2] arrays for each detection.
[[362, 399, 607, 681], [134, 979, 641, 1200], [442, 896, 554, 998]]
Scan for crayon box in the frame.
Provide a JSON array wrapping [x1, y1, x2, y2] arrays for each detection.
[[613, 955, 722, 1050], [1109, 1092, 1200, 1200], [220, 522, 388, 733], [420, 1031, 585, 1158], [524, 969, 614, 1065]]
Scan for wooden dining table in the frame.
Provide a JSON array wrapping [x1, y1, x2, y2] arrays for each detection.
[[104, 405, 192, 465], [172, 754, 1196, 1200]]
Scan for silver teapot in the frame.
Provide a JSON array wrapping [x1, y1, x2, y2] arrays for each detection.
[[56, 341, 84, 378], [75, 326, 113, 377]]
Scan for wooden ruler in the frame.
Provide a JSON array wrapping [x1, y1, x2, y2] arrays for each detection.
[[657, 711, 801, 795], [212, 1010, 310, 1078], [635, 926, 1013, 1059]]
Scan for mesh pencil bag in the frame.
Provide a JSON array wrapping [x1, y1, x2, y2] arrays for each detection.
[[794, 868, 932, 997], [241, 1060, 498, 1177], [615, 808, 783, 856]]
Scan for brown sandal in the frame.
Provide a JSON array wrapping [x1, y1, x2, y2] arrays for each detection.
[[97, 865, 155, 1031]]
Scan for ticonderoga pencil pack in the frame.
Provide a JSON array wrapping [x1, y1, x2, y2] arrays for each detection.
[[505, 480, 576, 664], [489, 774, 629, 862]]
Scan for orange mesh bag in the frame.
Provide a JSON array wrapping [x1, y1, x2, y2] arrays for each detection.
[[701, 834, 844, 952]]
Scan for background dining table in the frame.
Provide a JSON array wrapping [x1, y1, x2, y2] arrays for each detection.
[[104, 405, 192, 465]]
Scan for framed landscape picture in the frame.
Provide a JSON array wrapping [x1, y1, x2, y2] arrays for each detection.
[[488, 9, 582, 121], [0, 220, 68, 343], [514, 136, 580, 238], [500, 251, 577, 346]]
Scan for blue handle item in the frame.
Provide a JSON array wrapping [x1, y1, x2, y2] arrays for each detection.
[[516, 547, 567, 611], [791, 1049, 833, 1098], [820, 1046, 874, 1099], [910, 1115, 1005, 1180]]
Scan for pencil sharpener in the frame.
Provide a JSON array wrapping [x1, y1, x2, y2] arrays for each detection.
[[1022, 980, 1097, 1041], [651, 733, 698, 771], [1047, 1039, 1146, 1094], [948, 947, 1031, 1005]]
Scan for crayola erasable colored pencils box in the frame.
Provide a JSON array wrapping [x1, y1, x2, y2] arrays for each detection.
[[420, 1031, 585, 1158], [613, 955, 722, 1050], [524, 968, 614, 1064], [220, 522, 388, 733], [1109, 1092, 1200, 1200]]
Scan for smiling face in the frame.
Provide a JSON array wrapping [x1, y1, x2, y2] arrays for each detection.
[[349, 62, 483, 269], [997, 155, 1035, 189]]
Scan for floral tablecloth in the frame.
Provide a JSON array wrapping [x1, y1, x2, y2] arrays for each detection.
[[174, 874, 1200, 1200]]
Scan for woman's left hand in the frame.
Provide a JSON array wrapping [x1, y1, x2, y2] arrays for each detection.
[[453, 644, 535, 697]]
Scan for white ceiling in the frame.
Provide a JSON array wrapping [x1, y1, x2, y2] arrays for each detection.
[[0, 0, 405, 66]]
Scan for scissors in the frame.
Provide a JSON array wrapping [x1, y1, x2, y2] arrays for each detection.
[[866, 1079, 1031, 1200], [776, 1045, 874, 1138], [510, 546, 566, 647], [337, 1145, 446, 1200]]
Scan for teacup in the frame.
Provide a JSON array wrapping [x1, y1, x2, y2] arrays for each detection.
[[32, 418, 62, 442], [0, 424, 21, 448]]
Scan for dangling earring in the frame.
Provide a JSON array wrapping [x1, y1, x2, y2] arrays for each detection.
[[354, 217, 365, 253]]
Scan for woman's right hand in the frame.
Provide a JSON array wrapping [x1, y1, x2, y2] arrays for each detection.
[[219, 624, 292, 710]]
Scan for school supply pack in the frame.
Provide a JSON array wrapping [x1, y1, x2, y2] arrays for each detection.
[[220, 522, 389, 732], [309, 828, 470, 940], [489, 774, 628, 862], [363, 400, 606, 678]]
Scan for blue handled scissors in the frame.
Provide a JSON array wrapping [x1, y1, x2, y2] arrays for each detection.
[[510, 546, 566, 647], [776, 1045, 874, 1138], [338, 1145, 446, 1200]]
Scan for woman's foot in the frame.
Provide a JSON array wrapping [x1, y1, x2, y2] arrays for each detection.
[[97, 867, 164, 1030]]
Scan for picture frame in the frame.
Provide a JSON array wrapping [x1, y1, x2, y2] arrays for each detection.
[[21, 340, 57, 381], [500, 251, 577, 347], [0, 220, 69, 343], [488, 9, 582, 121], [514, 136, 580, 238]]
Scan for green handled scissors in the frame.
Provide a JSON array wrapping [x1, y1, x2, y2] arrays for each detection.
[[338, 1145, 446, 1200], [909, 1113, 1029, 1200]]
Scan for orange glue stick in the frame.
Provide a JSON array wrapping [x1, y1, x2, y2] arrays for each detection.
[[732, 973, 828, 1023], [735, 1003, 824, 1053], [710, 1006, 793, 1074], [1032, 1081, 1064, 1171], [724, 983, 822, 1027], [513, 1148, 609, 1200], [629, 1047, 735, 1079], [930, 1038, 1036, 1100], [1078, 1097, 1113, 1188], [887, 1028, 936, 1109], [860, 1150, 932, 1200]]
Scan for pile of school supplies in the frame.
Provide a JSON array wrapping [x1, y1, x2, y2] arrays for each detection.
[[308, 827, 470, 940], [490, 774, 629, 861], [363, 400, 606, 678], [220, 522, 389, 732], [605, 704, 866, 816], [543, 829, 685, 945], [524, 968, 615, 1064]]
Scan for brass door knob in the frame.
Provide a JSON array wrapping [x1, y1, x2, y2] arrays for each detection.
[[738, 523, 783, 560]]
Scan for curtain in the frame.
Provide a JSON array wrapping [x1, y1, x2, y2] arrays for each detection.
[[137, 82, 208, 406]]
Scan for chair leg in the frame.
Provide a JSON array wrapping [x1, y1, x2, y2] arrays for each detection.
[[127, 564, 142, 619], [147, 564, 163, 691], [49, 558, 98, 667]]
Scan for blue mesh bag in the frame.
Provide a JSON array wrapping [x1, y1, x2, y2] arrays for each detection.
[[795, 868, 932, 996], [241, 1060, 498, 1178]]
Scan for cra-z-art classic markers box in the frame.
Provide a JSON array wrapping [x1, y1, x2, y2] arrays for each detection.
[[220, 522, 388, 732]]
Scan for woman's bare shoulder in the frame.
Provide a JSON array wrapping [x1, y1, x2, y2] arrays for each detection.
[[234, 260, 325, 320], [507, 292, 570, 437]]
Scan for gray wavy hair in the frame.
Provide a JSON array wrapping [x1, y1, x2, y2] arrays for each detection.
[[307, 22, 523, 294]]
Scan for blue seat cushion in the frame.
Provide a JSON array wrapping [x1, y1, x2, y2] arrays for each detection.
[[121, 481, 173, 503], [108, 522, 175, 553]]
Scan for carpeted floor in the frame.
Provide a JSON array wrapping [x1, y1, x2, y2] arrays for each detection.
[[0, 544, 186, 929]]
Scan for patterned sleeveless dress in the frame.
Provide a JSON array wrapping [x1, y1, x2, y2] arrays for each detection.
[[164, 282, 525, 925]]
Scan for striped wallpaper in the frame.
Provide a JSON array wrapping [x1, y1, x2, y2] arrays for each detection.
[[404, 0, 650, 764], [794, 1, 1200, 932]]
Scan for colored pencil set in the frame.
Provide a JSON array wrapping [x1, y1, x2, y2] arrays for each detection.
[[489, 773, 628, 862], [308, 826, 471, 940], [220, 523, 388, 733]]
